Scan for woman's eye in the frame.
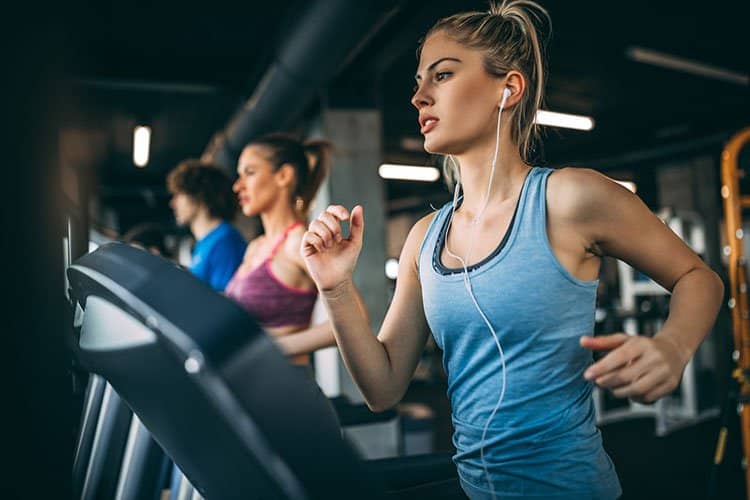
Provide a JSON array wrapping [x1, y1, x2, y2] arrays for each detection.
[[412, 71, 450, 92]]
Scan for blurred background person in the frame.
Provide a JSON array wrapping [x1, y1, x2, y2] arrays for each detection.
[[225, 133, 336, 366], [166, 159, 246, 291]]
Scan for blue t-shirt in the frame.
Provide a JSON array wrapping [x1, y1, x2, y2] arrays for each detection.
[[189, 221, 246, 291]]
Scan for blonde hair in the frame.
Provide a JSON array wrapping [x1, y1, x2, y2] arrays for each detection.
[[420, 0, 552, 187]]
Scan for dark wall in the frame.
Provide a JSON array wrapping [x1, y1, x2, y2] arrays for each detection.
[[1, 14, 73, 500]]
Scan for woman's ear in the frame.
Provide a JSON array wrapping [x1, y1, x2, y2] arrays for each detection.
[[502, 70, 526, 108], [274, 163, 297, 188]]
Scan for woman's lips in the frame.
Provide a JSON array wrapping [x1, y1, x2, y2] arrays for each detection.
[[421, 118, 439, 134]]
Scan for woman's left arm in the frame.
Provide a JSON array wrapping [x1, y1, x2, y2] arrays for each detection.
[[274, 321, 336, 357], [559, 168, 724, 403]]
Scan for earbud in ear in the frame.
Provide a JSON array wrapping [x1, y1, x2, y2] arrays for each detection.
[[499, 88, 512, 108]]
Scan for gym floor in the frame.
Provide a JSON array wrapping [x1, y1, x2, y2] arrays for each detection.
[[401, 380, 746, 500]]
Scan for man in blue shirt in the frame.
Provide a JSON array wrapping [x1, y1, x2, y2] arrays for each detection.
[[166, 158, 248, 498], [167, 159, 246, 291]]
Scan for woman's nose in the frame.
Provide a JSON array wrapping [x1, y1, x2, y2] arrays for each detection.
[[411, 85, 431, 109]]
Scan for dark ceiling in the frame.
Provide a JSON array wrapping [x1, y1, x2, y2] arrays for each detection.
[[63, 0, 749, 232]]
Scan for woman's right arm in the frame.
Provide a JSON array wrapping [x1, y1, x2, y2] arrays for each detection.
[[302, 205, 434, 411]]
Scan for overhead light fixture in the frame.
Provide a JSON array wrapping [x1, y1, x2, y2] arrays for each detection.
[[133, 125, 151, 167], [378, 164, 440, 182], [534, 110, 595, 131], [385, 258, 399, 280], [614, 180, 637, 193], [626, 46, 748, 86]]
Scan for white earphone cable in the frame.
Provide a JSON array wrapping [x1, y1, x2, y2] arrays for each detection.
[[444, 88, 510, 500]]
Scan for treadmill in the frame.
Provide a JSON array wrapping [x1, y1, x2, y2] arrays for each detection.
[[67, 243, 460, 500]]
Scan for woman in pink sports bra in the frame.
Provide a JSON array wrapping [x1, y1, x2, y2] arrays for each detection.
[[225, 133, 335, 366]]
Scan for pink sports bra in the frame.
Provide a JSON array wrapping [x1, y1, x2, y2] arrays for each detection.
[[225, 222, 317, 328]]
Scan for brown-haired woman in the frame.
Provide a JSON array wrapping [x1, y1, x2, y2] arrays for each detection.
[[301, 1, 723, 498], [225, 133, 336, 366]]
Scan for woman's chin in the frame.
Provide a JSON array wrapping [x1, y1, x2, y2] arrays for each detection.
[[422, 136, 441, 154], [423, 137, 452, 156], [240, 206, 256, 217]]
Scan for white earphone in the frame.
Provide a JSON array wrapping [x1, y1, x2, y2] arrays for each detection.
[[501, 87, 511, 106]]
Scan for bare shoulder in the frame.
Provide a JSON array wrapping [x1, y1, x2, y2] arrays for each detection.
[[283, 225, 308, 267], [401, 211, 440, 273], [408, 211, 439, 247], [412, 211, 439, 239], [547, 166, 633, 222]]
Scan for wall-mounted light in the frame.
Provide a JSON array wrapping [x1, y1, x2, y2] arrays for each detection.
[[133, 125, 151, 167], [378, 164, 440, 182], [615, 180, 637, 193], [385, 258, 399, 280], [534, 110, 595, 131]]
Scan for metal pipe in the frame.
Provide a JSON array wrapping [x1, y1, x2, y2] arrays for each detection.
[[203, 0, 401, 169]]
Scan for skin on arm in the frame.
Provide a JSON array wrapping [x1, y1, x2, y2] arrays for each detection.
[[550, 168, 724, 403], [301, 205, 434, 411], [273, 320, 335, 357]]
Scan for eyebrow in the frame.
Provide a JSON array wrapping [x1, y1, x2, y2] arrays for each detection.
[[415, 57, 462, 80]]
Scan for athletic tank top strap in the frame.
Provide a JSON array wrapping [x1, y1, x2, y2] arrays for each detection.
[[417, 203, 453, 278], [523, 166, 554, 244], [269, 221, 304, 257]]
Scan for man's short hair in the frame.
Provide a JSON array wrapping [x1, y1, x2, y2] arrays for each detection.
[[166, 159, 238, 221]]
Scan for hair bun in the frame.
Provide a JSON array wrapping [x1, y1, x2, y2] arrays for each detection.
[[488, 0, 505, 16]]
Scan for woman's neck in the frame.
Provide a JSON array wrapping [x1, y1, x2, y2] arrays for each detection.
[[260, 201, 302, 241], [453, 133, 530, 218]]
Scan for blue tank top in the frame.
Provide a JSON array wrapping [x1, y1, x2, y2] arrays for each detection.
[[418, 167, 621, 499]]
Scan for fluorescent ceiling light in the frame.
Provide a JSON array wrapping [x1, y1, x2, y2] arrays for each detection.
[[133, 125, 151, 167], [626, 46, 748, 86], [378, 164, 440, 182], [534, 110, 595, 131], [385, 258, 399, 280], [614, 180, 637, 193]]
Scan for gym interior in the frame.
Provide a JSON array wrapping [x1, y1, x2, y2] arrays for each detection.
[[5, 0, 748, 499]]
